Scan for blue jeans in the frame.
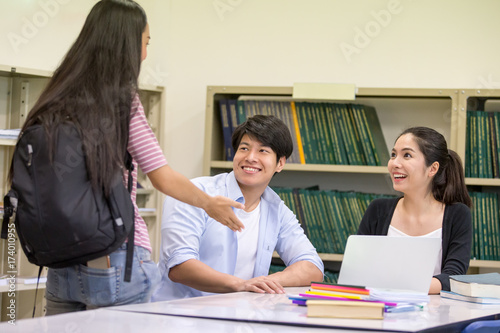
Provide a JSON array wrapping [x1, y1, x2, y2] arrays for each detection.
[[45, 244, 160, 316]]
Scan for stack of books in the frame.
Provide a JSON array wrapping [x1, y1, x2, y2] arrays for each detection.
[[440, 273, 500, 304], [289, 282, 425, 320]]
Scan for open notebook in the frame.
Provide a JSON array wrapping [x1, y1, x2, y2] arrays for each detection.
[[337, 235, 441, 293]]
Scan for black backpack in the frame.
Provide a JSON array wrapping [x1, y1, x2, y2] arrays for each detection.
[[1, 123, 135, 282]]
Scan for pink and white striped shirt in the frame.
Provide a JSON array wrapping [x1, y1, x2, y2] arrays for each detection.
[[126, 94, 167, 252]]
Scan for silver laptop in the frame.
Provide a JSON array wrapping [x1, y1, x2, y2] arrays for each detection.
[[337, 235, 441, 293]]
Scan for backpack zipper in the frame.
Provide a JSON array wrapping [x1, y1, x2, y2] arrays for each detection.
[[27, 144, 33, 166], [26, 142, 41, 254]]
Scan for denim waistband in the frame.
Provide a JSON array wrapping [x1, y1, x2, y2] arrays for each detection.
[[115, 243, 152, 261]]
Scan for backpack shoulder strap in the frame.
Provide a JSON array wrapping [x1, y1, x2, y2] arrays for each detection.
[[124, 151, 134, 282], [1, 190, 17, 240]]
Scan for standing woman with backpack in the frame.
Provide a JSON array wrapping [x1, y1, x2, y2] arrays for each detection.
[[11, 0, 244, 314]]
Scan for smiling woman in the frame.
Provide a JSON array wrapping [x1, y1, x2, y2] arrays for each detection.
[[357, 126, 472, 295]]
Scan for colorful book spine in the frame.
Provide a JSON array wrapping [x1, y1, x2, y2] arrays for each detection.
[[290, 101, 306, 164], [310, 283, 370, 295]]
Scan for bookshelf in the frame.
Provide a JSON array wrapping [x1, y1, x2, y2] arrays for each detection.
[[458, 89, 500, 266], [0, 65, 165, 321], [204, 85, 500, 275], [205, 86, 459, 194], [136, 84, 165, 263]]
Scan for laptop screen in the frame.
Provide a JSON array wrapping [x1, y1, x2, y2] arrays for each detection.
[[337, 235, 441, 293]]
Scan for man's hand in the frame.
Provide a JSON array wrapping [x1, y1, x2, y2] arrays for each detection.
[[236, 276, 285, 294], [204, 195, 245, 232]]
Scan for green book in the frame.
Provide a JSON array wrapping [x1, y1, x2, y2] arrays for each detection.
[[318, 191, 337, 253], [316, 103, 333, 164], [322, 191, 342, 253], [351, 104, 375, 166], [309, 190, 330, 253], [318, 103, 335, 164], [478, 192, 485, 259], [300, 189, 321, 252], [492, 193, 500, 260], [335, 104, 356, 165], [465, 111, 472, 177], [347, 104, 367, 165], [477, 111, 485, 177], [488, 193, 497, 260], [483, 112, 493, 178], [363, 105, 389, 166], [451, 273, 500, 285], [342, 104, 363, 165], [228, 99, 239, 137], [305, 103, 321, 164], [333, 191, 351, 252], [471, 112, 478, 177], [344, 191, 363, 235], [236, 99, 246, 124], [325, 191, 347, 253], [488, 112, 500, 178], [309, 103, 324, 163], [297, 102, 313, 164], [292, 188, 308, 236], [471, 193, 479, 259], [482, 192, 490, 260], [278, 101, 300, 164], [496, 113, 500, 179], [325, 103, 346, 165]]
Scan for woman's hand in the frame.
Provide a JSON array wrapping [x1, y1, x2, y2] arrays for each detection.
[[204, 195, 245, 232]]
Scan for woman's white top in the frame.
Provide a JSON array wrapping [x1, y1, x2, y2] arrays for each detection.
[[388, 225, 443, 276]]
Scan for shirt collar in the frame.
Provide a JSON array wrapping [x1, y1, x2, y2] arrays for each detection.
[[225, 171, 281, 206], [226, 171, 245, 204]]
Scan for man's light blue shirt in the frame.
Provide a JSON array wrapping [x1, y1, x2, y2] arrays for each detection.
[[152, 171, 324, 301]]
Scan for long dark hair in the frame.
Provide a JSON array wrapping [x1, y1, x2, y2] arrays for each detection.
[[11, 0, 147, 195], [397, 127, 472, 208]]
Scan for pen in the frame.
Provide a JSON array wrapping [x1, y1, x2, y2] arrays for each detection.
[[385, 304, 423, 313]]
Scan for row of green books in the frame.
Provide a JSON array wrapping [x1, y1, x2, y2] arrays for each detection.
[[470, 192, 500, 261], [273, 187, 395, 254], [219, 97, 390, 165], [465, 110, 500, 178], [273, 186, 500, 261]]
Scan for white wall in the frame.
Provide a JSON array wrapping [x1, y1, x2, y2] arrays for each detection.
[[1, 0, 500, 178]]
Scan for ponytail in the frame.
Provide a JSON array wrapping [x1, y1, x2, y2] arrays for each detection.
[[433, 149, 472, 208]]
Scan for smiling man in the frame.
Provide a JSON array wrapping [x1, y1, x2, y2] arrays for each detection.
[[152, 115, 324, 301]]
